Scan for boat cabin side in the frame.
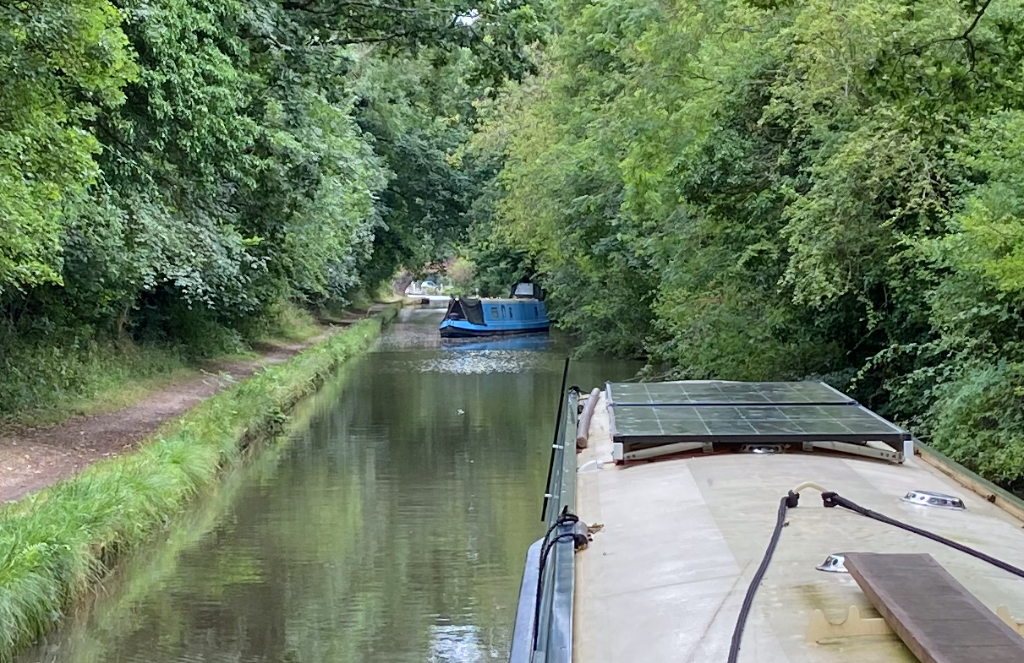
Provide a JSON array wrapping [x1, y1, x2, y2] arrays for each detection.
[[481, 299, 547, 325], [444, 298, 547, 324]]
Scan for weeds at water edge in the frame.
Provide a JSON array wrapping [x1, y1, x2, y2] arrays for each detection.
[[0, 315, 389, 661]]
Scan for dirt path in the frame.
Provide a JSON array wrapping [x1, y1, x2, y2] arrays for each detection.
[[0, 321, 365, 504]]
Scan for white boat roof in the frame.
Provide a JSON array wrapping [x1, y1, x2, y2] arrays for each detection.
[[574, 392, 1024, 662]]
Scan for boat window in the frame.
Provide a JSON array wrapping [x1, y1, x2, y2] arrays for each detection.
[[534, 305, 539, 317], [490, 306, 499, 318], [501, 305, 506, 318], [509, 307, 514, 319]]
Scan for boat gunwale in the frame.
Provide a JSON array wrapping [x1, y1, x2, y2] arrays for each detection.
[[916, 441, 1024, 526]]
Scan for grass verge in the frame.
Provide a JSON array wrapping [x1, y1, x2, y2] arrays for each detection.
[[0, 307, 397, 661], [1, 302, 331, 428], [24, 366, 363, 662], [0, 341, 192, 427]]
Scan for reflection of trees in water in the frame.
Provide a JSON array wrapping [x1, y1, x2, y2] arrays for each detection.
[[24, 338, 638, 663]]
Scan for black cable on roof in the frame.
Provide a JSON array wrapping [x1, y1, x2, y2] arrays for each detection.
[[726, 490, 799, 663], [728, 488, 1024, 662], [532, 507, 582, 650], [822, 491, 1024, 580]]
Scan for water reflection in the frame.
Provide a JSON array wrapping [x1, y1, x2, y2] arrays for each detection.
[[429, 624, 494, 662], [18, 309, 640, 663], [383, 351, 559, 376], [440, 335, 552, 353]]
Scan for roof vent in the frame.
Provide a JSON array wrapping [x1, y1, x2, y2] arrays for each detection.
[[902, 490, 966, 511], [816, 553, 849, 573], [741, 444, 782, 455]]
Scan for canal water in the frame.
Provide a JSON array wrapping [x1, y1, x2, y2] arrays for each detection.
[[20, 308, 639, 663]]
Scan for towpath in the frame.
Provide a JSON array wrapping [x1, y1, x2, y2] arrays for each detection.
[[0, 307, 387, 504]]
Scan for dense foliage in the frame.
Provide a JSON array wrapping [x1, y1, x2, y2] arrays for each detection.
[[0, 0, 543, 412], [10, 0, 1024, 484], [472, 0, 1024, 482]]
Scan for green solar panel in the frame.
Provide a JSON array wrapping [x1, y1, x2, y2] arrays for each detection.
[[606, 381, 855, 406], [610, 404, 908, 445]]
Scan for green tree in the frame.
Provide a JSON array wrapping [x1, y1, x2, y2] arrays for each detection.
[[475, 0, 1024, 483], [0, 0, 136, 295], [0, 0, 548, 413]]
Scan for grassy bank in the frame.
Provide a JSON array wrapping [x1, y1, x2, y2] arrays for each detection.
[[0, 340, 192, 426], [0, 305, 398, 660], [19, 366, 365, 662], [0, 301, 331, 427]]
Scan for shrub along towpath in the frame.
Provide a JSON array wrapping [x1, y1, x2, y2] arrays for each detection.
[[0, 338, 320, 504], [0, 305, 395, 504], [0, 303, 399, 661]]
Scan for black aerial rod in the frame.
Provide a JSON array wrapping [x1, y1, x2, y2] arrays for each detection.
[[540, 356, 571, 521]]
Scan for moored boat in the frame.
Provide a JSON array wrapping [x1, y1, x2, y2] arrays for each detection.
[[439, 282, 550, 338], [512, 380, 1024, 663]]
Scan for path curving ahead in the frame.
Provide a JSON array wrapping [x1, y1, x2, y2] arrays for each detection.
[[0, 329, 348, 504]]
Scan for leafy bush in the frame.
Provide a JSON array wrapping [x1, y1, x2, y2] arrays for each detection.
[[0, 336, 186, 418], [472, 0, 1024, 485], [927, 362, 1024, 483]]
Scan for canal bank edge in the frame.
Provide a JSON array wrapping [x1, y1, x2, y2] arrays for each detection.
[[19, 356, 374, 660], [0, 303, 401, 662]]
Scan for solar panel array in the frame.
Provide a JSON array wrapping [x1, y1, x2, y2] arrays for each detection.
[[606, 381, 909, 450], [610, 404, 907, 443], [607, 381, 855, 406]]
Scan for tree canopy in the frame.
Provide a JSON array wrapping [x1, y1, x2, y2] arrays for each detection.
[[9, 0, 1024, 486], [469, 0, 1024, 484], [0, 0, 545, 408], [0, 0, 550, 420]]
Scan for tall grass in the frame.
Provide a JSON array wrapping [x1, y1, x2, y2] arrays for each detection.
[[0, 338, 189, 421], [236, 300, 326, 344], [0, 300, 338, 425], [0, 312, 392, 661]]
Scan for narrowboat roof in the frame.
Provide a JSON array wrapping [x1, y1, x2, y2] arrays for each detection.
[[572, 390, 1024, 662], [457, 297, 542, 304]]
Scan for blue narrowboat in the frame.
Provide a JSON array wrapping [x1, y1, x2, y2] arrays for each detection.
[[439, 283, 550, 338]]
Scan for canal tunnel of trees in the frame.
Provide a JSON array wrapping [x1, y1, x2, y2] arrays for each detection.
[[5, 0, 1024, 487]]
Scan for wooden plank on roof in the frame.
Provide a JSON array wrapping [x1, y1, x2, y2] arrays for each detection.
[[844, 552, 1024, 663]]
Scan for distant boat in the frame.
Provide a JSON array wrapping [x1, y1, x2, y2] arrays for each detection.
[[439, 283, 550, 338]]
